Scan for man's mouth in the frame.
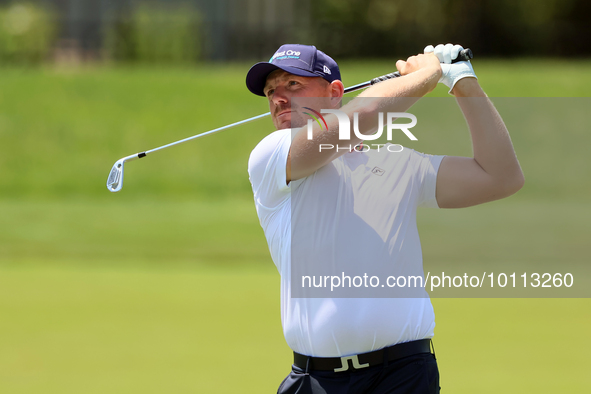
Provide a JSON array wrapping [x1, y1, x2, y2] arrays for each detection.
[[276, 110, 291, 119]]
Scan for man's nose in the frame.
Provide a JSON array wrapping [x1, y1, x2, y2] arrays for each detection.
[[271, 86, 289, 105]]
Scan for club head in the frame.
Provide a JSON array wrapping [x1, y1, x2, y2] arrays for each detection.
[[106, 158, 125, 192]]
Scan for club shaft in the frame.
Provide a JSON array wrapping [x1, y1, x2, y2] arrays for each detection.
[[144, 112, 271, 156], [137, 74, 398, 158]]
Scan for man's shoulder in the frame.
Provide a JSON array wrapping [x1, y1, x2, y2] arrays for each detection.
[[248, 128, 292, 174], [249, 129, 291, 162], [253, 128, 291, 151]]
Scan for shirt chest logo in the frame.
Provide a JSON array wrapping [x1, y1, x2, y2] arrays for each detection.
[[371, 167, 385, 176]]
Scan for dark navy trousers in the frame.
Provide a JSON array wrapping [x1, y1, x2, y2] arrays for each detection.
[[277, 353, 440, 394]]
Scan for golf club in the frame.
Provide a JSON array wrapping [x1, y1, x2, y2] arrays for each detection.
[[106, 48, 473, 192]]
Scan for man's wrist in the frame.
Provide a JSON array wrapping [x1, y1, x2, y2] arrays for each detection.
[[413, 64, 442, 93], [450, 78, 484, 97]]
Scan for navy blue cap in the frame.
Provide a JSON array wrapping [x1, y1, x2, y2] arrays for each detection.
[[246, 44, 341, 97]]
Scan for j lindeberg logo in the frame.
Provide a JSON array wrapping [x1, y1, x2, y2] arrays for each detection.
[[372, 167, 385, 176], [304, 109, 417, 152]]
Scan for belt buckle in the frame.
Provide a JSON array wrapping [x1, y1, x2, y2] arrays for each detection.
[[334, 355, 370, 372]]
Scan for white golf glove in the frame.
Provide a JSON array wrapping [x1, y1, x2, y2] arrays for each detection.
[[424, 44, 477, 93]]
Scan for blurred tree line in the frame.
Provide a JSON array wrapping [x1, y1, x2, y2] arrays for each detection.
[[0, 0, 589, 65], [104, 3, 200, 64], [310, 0, 591, 59], [0, 3, 56, 63], [0, 1, 202, 64]]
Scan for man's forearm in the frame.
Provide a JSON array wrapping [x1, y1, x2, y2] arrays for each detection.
[[359, 66, 440, 101], [453, 79, 525, 192]]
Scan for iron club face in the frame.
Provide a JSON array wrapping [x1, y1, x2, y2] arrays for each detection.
[[106, 158, 125, 192], [106, 154, 141, 192]]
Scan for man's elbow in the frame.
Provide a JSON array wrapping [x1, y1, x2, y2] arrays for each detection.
[[500, 170, 525, 198]]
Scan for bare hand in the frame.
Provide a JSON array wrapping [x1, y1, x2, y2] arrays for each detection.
[[396, 53, 442, 79]]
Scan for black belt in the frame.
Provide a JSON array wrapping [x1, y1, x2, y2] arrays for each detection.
[[294, 339, 432, 373]]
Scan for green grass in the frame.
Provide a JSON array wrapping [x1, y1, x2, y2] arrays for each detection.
[[342, 58, 591, 97], [0, 199, 268, 266], [0, 264, 589, 393], [1, 60, 590, 392], [0, 264, 287, 394], [1, 199, 589, 272], [1, 198, 590, 392]]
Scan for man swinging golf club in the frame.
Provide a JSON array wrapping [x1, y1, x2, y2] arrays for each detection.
[[246, 43, 524, 394]]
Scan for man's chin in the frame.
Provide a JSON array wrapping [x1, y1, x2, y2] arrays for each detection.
[[276, 121, 294, 130], [275, 117, 306, 130], [284, 121, 306, 130]]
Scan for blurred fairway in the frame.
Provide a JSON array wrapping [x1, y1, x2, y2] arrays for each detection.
[[1, 60, 590, 393]]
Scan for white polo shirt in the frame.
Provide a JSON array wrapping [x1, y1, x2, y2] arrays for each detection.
[[248, 128, 444, 357]]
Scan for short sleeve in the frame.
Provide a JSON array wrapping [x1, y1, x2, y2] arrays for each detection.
[[409, 150, 445, 208], [248, 129, 292, 214]]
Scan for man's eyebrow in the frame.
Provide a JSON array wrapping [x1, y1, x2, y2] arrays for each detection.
[[263, 78, 277, 92], [264, 72, 294, 91]]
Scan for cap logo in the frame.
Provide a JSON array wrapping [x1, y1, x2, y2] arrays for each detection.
[[270, 49, 301, 62], [323, 65, 331, 74]]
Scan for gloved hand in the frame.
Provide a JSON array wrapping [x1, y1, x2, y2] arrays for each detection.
[[424, 44, 477, 93]]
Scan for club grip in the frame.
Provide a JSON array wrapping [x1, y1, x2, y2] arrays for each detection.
[[370, 48, 473, 86], [454, 48, 473, 63], [370, 72, 402, 85]]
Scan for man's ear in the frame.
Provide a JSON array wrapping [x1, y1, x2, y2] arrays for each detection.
[[329, 80, 344, 108]]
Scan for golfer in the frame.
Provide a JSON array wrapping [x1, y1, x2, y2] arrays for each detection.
[[246, 44, 523, 394]]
